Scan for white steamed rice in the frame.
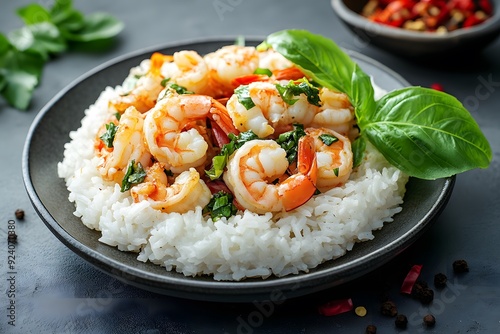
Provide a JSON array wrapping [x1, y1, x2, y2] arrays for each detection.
[[57, 64, 408, 281]]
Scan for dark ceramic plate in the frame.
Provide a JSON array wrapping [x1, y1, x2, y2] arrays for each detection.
[[22, 38, 455, 302]]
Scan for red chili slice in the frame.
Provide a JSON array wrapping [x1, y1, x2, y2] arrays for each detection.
[[318, 298, 354, 316], [430, 83, 444, 91], [401, 264, 423, 294]]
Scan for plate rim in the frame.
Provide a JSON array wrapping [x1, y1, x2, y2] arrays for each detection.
[[22, 37, 455, 302]]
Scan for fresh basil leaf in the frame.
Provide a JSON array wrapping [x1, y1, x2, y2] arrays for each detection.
[[319, 133, 338, 146], [50, 0, 85, 32], [203, 191, 238, 220], [264, 29, 375, 124], [0, 34, 10, 55], [8, 22, 67, 60], [17, 4, 51, 25], [234, 85, 255, 110], [351, 136, 366, 168], [0, 47, 44, 110], [62, 12, 124, 42], [365, 87, 492, 179], [121, 160, 146, 192]]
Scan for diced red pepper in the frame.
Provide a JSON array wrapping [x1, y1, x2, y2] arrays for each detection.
[[210, 120, 231, 147], [401, 264, 423, 294], [318, 298, 354, 316], [478, 0, 493, 15], [463, 14, 485, 27]]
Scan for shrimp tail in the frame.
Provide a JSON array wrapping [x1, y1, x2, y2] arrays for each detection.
[[280, 135, 318, 211], [209, 99, 239, 136]]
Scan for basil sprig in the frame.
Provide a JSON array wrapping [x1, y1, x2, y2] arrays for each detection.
[[1, 1, 123, 110], [262, 29, 492, 179]]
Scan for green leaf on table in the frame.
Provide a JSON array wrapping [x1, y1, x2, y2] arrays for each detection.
[[0, 46, 44, 110], [364, 87, 492, 179], [50, 1, 85, 33], [8, 22, 67, 60], [0, 33, 10, 54], [16, 3, 51, 25], [62, 12, 124, 43]]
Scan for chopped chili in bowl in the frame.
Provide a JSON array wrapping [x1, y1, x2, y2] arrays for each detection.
[[362, 0, 494, 32]]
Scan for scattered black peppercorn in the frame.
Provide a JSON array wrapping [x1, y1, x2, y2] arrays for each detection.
[[395, 314, 408, 329], [15, 209, 25, 220], [423, 314, 436, 327], [434, 273, 447, 288], [412, 280, 434, 304], [453, 259, 469, 273], [8, 232, 17, 243], [365, 324, 377, 334], [380, 300, 398, 317]]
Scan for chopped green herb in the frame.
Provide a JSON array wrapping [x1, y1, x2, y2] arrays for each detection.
[[333, 167, 339, 177], [121, 160, 146, 192], [319, 133, 338, 146], [160, 78, 170, 87], [203, 191, 238, 220], [99, 122, 118, 148], [234, 85, 255, 110], [114, 112, 121, 121], [168, 83, 193, 95], [276, 124, 306, 164], [206, 130, 259, 180], [275, 78, 321, 106], [254, 68, 273, 77]]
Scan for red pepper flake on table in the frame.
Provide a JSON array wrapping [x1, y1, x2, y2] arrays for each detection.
[[318, 298, 354, 316], [362, 0, 494, 32]]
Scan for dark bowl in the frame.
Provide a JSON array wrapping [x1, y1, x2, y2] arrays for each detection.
[[331, 0, 500, 58], [22, 38, 455, 302]]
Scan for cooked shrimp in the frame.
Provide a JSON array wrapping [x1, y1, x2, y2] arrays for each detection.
[[131, 163, 211, 213], [143, 91, 237, 174], [223, 136, 317, 214], [257, 49, 293, 71], [204, 45, 260, 97], [112, 52, 172, 113], [306, 127, 353, 192], [160, 50, 211, 95], [310, 89, 356, 138], [226, 81, 317, 138], [95, 106, 152, 183]]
